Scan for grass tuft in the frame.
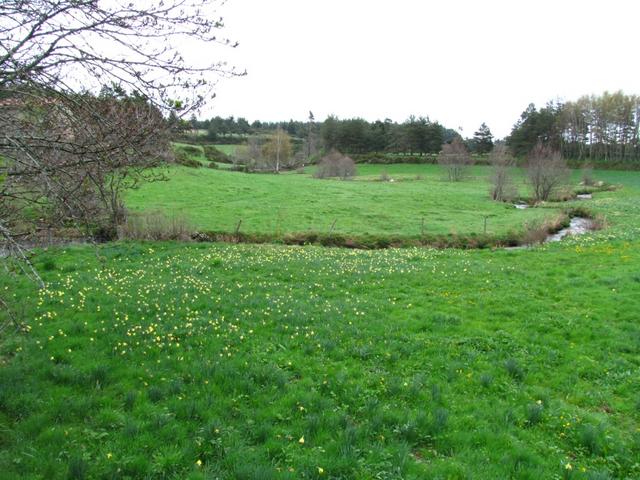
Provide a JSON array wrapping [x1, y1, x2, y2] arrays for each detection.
[[504, 358, 525, 382], [67, 455, 89, 480], [525, 402, 544, 426]]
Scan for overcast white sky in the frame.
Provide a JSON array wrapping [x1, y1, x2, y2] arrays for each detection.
[[205, 0, 640, 138]]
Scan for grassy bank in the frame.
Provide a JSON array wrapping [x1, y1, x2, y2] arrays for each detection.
[[126, 164, 639, 247]]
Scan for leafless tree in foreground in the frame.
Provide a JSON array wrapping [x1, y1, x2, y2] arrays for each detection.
[[526, 142, 569, 202], [0, 0, 242, 260], [488, 144, 517, 202], [0, 0, 242, 326], [438, 137, 473, 182], [314, 150, 356, 180], [0, 0, 240, 112]]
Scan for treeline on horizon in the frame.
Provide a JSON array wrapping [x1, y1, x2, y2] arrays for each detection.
[[187, 91, 640, 163]]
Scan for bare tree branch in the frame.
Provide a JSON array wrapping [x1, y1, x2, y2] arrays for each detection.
[[0, 0, 241, 287]]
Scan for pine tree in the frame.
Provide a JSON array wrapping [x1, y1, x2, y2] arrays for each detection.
[[473, 123, 494, 154]]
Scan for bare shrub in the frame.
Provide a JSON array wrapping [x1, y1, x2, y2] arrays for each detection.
[[552, 187, 576, 202], [314, 150, 356, 179], [521, 214, 567, 245], [521, 220, 551, 245], [590, 214, 608, 231], [2, 91, 173, 244], [438, 137, 473, 182], [581, 163, 595, 186], [488, 145, 517, 202], [527, 142, 569, 202], [232, 136, 262, 170], [119, 211, 193, 240]]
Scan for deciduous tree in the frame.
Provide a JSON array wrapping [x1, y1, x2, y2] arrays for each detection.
[[526, 142, 569, 202], [438, 137, 473, 181], [262, 128, 293, 173], [488, 144, 516, 201], [0, 0, 241, 256]]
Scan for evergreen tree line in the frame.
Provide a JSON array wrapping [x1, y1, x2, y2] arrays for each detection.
[[190, 115, 464, 155], [190, 116, 311, 140], [319, 115, 462, 155], [507, 91, 640, 162], [191, 91, 639, 163]]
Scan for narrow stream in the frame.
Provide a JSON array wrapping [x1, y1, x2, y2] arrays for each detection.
[[2, 211, 596, 257], [505, 216, 593, 250], [545, 217, 594, 243], [511, 192, 595, 246]]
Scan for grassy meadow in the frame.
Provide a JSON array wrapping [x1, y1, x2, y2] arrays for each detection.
[[2, 162, 640, 479], [127, 163, 570, 239]]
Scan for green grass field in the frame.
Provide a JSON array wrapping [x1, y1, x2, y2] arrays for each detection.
[[213, 144, 240, 156], [126, 164, 591, 238], [2, 164, 640, 479], [2, 233, 640, 478]]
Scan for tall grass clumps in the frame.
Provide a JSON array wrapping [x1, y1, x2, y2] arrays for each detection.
[[578, 424, 606, 456], [525, 402, 544, 426], [504, 358, 525, 382], [118, 210, 193, 240], [521, 214, 569, 245]]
